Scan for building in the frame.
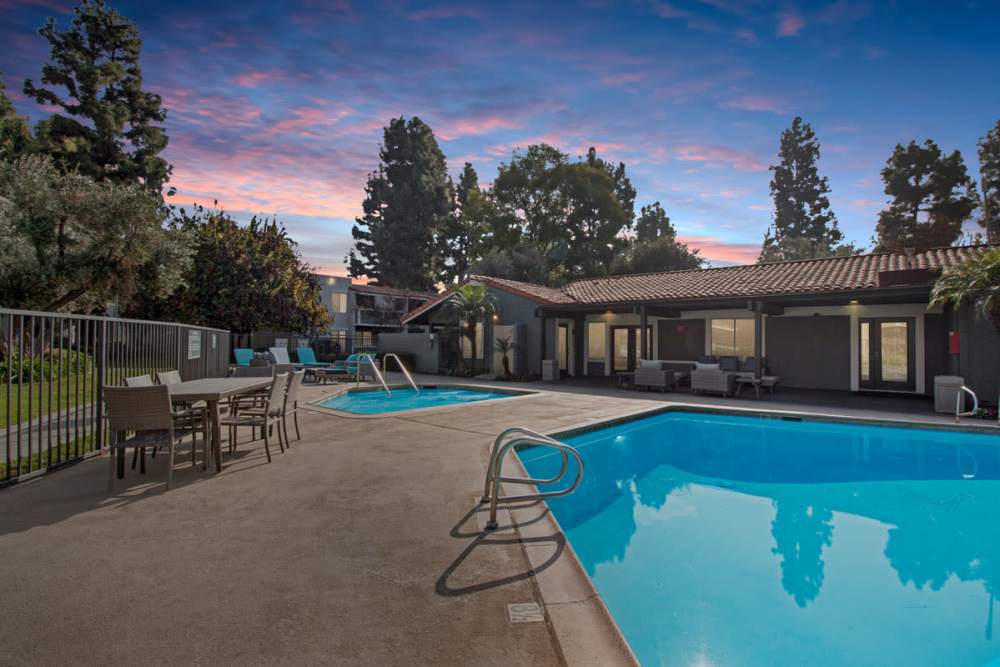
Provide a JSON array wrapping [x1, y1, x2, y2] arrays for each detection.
[[313, 274, 434, 350], [395, 245, 1000, 402]]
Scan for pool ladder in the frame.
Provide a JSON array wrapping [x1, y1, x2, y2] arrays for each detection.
[[382, 353, 419, 394], [481, 427, 584, 531], [355, 353, 392, 396]]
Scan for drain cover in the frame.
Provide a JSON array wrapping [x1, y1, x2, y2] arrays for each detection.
[[508, 602, 545, 623]]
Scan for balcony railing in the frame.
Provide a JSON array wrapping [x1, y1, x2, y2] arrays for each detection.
[[355, 308, 407, 327]]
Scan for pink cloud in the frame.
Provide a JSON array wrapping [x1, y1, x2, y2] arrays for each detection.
[[777, 11, 805, 37], [259, 105, 354, 138], [408, 5, 481, 21], [720, 95, 786, 113], [672, 143, 766, 172], [231, 70, 288, 88], [436, 115, 522, 141], [677, 235, 762, 265]]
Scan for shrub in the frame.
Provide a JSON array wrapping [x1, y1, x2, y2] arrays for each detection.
[[0, 349, 94, 382]]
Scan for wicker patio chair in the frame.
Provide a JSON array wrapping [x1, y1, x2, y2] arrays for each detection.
[[104, 385, 193, 491], [220, 373, 289, 463], [156, 370, 209, 469], [237, 370, 305, 445], [125, 374, 154, 387]]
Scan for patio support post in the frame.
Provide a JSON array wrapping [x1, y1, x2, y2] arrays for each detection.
[[753, 301, 763, 380], [639, 306, 648, 360]]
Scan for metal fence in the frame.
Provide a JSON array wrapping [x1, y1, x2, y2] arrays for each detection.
[[231, 331, 377, 362], [0, 308, 230, 486]]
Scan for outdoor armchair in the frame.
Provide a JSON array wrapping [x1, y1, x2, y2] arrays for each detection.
[[156, 370, 209, 469], [220, 373, 289, 463], [691, 365, 736, 396], [633, 360, 675, 392], [234, 348, 254, 367]]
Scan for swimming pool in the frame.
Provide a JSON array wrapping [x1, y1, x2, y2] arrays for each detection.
[[318, 386, 517, 414], [519, 410, 1000, 667]]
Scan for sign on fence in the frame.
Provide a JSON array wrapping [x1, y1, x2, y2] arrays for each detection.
[[188, 330, 202, 359]]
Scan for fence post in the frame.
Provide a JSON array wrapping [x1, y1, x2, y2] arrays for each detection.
[[176, 324, 184, 377], [95, 319, 106, 451]]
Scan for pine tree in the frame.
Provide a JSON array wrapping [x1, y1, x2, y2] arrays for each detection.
[[635, 202, 674, 242], [0, 74, 34, 161], [23, 0, 171, 193], [875, 140, 977, 252], [348, 117, 453, 290], [586, 146, 636, 228], [759, 117, 843, 262], [440, 162, 492, 284], [978, 120, 1000, 243]]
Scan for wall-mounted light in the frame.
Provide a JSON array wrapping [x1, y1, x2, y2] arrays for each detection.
[[848, 299, 859, 305]]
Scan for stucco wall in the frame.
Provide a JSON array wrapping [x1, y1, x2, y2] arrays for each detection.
[[377, 331, 439, 374], [958, 309, 1000, 402], [491, 288, 545, 376]]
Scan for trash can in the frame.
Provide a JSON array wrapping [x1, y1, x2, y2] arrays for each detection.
[[542, 359, 557, 382], [934, 375, 965, 413]]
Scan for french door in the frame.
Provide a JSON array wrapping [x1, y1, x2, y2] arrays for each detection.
[[859, 318, 915, 391], [612, 326, 653, 372], [558, 323, 570, 376]]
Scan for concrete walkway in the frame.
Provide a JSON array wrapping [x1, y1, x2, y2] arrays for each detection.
[[0, 377, 990, 665]]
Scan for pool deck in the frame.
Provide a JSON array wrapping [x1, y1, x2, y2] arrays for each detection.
[[0, 375, 995, 665]]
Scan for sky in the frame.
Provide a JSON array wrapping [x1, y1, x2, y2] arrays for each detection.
[[1, 0, 999, 276]]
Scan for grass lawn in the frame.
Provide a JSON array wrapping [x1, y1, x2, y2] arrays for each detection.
[[0, 372, 97, 429]]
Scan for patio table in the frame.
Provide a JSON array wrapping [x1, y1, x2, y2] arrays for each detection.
[[734, 375, 779, 399], [167, 377, 273, 472]]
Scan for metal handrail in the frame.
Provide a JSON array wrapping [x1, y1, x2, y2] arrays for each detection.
[[355, 354, 391, 396], [956, 385, 979, 423], [382, 353, 419, 393], [481, 428, 583, 531]]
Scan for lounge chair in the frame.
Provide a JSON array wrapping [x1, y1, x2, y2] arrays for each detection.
[[314, 353, 377, 384], [295, 346, 332, 368], [234, 348, 254, 367], [269, 346, 293, 365]]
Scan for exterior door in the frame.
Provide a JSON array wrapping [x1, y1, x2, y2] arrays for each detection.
[[859, 318, 915, 391], [558, 323, 569, 376], [612, 327, 635, 372]]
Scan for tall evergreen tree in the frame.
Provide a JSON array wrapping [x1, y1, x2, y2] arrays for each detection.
[[875, 140, 978, 252], [23, 0, 171, 193], [586, 146, 636, 228], [440, 162, 491, 284], [978, 120, 1000, 243], [613, 202, 702, 275], [759, 117, 843, 262], [635, 202, 673, 242], [348, 116, 453, 290], [549, 162, 629, 277]]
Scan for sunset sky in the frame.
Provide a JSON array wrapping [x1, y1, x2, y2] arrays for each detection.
[[2, 0, 998, 275]]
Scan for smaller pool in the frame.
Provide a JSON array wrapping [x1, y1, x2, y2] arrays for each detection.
[[319, 386, 513, 414]]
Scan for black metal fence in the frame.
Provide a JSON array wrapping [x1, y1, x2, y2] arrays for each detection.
[[0, 308, 230, 486]]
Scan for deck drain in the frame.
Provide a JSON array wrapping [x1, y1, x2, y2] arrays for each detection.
[[508, 602, 545, 623]]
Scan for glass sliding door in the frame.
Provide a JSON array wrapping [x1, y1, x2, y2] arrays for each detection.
[[558, 323, 569, 374], [859, 318, 915, 391], [613, 327, 632, 372]]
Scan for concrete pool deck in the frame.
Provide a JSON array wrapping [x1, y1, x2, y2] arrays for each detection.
[[1, 375, 996, 665]]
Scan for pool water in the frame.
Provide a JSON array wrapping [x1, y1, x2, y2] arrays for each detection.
[[319, 386, 508, 414], [519, 411, 1000, 667]]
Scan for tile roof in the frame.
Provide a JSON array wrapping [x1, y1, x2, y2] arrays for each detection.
[[401, 245, 994, 322]]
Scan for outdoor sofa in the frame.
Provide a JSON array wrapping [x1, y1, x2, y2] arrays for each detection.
[[633, 360, 675, 391]]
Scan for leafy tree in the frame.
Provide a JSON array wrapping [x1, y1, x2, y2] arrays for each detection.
[[131, 205, 329, 333], [759, 236, 864, 263], [759, 117, 843, 262], [440, 162, 492, 284], [349, 116, 453, 290], [586, 146, 636, 227], [635, 202, 673, 242], [875, 140, 978, 252], [611, 236, 703, 275], [930, 246, 1000, 329], [0, 154, 188, 312], [549, 162, 629, 277], [443, 284, 497, 365], [470, 241, 550, 285], [23, 0, 171, 193], [978, 120, 1000, 243], [0, 74, 34, 160], [489, 143, 568, 248], [770, 500, 834, 608]]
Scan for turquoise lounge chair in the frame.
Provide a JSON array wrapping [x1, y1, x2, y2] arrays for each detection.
[[296, 347, 332, 368], [234, 348, 254, 366]]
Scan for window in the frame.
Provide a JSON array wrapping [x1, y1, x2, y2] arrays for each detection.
[[711, 319, 756, 359], [587, 322, 606, 359], [331, 292, 348, 313], [460, 322, 484, 359]]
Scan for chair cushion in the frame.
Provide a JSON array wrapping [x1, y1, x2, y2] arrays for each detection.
[[694, 362, 720, 371]]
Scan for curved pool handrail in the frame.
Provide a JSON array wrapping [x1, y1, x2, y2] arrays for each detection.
[[955, 385, 978, 424], [382, 353, 419, 394], [355, 353, 391, 397], [481, 427, 565, 502], [482, 431, 583, 531]]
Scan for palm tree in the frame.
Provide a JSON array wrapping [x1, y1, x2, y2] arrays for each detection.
[[444, 284, 498, 366], [493, 335, 517, 377], [930, 247, 1000, 328]]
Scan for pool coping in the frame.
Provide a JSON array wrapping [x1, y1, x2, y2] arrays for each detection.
[[303, 382, 544, 419], [505, 400, 1000, 667]]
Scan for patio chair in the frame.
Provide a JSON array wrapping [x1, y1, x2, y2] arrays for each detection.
[[269, 346, 293, 365], [104, 385, 196, 491], [220, 373, 289, 463], [234, 348, 254, 367], [237, 370, 305, 445], [691, 364, 736, 396], [156, 370, 209, 469], [125, 374, 154, 387], [633, 360, 675, 392]]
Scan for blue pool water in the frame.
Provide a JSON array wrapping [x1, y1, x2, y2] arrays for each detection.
[[319, 386, 509, 414], [519, 411, 1000, 667]]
